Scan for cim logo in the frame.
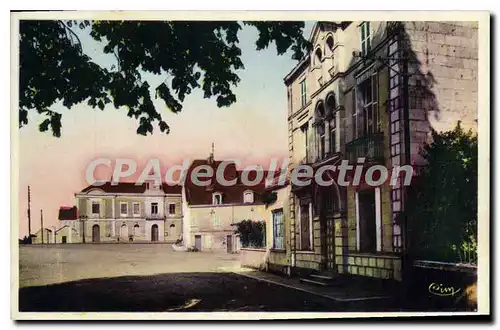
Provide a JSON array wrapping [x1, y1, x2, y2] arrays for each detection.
[[428, 282, 462, 297]]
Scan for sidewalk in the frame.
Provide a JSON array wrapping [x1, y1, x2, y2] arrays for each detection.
[[233, 267, 397, 303]]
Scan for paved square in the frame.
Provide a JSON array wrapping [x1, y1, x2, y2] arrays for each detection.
[[19, 244, 241, 288], [18, 244, 350, 312]]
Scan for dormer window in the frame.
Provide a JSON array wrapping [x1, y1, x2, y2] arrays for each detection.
[[243, 191, 254, 204], [147, 181, 160, 190], [213, 193, 222, 205]]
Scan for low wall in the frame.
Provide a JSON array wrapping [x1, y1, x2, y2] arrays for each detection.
[[346, 253, 402, 281], [240, 248, 267, 271], [404, 260, 477, 311]]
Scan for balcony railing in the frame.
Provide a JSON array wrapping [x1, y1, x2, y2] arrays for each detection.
[[346, 133, 385, 164]]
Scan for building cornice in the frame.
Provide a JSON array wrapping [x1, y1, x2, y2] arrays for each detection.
[[75, 193, 181, 198], [187, 202, 266, 209]]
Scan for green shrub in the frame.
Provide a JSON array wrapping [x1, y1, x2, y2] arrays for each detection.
[[403, 122, 478, 264], [232, 219, 266, 248]]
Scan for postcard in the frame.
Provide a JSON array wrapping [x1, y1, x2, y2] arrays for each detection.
[[11, 11, 490, 320]]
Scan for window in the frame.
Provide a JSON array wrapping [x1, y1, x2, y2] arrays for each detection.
[[326, 35, 334, 52], [213, 193, 222, 205], [300, 79, 307, 107], [213, 214, 221, 227], [300, 123, 309, 161], [315, 47, 322, 64], [169, 224, 176, 237], [356, 188, 381, 253], [169, 203, 176, 215], [317, 124, 326, 159], [325, 189, 338, 212], [315, 102, 327, 159], [272, 209, 284, 249], [330, 117, 337, 153], [352, 89, 358, 139], [243, 191, 254, 204], [147, 181, 160, 190], [360, 22, 371, 56], [91, 201, 100, 215], [299, 201, 312, 250], [120, 202, 128, 216], [359, 76, 380, 136], [151, 202, 158, 215], [133, 224, 140, 236], [133, 202, 140, 216]]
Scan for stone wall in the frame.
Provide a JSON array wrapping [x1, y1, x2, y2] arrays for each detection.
[[240, 248, 267, 270], [346, 254, 402, 281], [404, 21, 478, 166]]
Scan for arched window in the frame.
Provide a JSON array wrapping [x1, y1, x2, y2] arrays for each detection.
[[326, 93, 337, 153], [315, 47, 322, 64], [243, 191, 254, 204], [169, 224, 175, 237], [326, 35, 334, 53], [133, 224, 140, 237]]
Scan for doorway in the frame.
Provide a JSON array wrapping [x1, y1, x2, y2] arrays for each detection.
[[120, 224, 128, 239], [151, 224, 159, 242], [92, 225, 100, 243], [226, 235, 233, 253], [194, 235, 202, 250], [358, 189, 377, 253]]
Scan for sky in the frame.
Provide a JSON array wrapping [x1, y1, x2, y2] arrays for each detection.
[[18, 21, 315, 237]]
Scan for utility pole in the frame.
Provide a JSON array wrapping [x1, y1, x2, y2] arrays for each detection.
[[40, 209, 44, 244], [27, 186, 31, 243]]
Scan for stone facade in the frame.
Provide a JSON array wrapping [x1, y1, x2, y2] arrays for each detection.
[[184, 203, 267, 252], [71, 181, 183, 243], [281, 21, 478, 281], [181, 155, 269, 252]]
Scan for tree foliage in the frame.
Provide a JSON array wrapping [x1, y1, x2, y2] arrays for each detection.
[[19, 20, 310, 137], [232, 219, 266, 248], [262, 191, 278, 206], [404, 122, 478, 264]]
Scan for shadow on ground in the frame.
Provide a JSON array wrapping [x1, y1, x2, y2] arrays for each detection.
[[19, 272, 400, 312]]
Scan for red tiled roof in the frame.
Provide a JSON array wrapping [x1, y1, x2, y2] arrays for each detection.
[[80, 182, 181, 194], [162, 183, 182, 194], [58, 206, 78, 220], [184, 158, 269, 206]]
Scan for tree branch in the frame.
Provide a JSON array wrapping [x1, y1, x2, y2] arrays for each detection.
[[58, 20, 83, 53]]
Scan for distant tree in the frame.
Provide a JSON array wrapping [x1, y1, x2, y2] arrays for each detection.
[[19, 235, 35, 244], [403, 122, 478, 264], [19, 20, 310, 136]]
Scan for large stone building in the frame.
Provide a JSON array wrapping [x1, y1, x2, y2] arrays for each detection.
[[72, 181, 183, 243], [271, 21, 478, 281], [181, 153, 269, 252]]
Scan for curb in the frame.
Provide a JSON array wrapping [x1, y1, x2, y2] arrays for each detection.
[[233, 271, 392, 303]]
